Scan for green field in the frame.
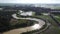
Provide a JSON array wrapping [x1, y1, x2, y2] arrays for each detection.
[[54, 15, 60, 23]]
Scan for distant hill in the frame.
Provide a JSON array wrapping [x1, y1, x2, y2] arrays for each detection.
[[0, 3, 60, 8]]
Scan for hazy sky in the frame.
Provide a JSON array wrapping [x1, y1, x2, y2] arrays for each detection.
[[0, 0, 60, 4]]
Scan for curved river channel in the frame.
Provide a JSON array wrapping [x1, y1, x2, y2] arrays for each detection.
[[3, 14, 45, 34]]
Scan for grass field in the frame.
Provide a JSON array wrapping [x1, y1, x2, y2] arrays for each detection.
[[54, 15, 60, 23]]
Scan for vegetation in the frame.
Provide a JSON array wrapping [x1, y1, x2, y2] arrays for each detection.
[[55, 15, 60, 20], [10, 19, 37, 26], [0, 17, 37, 32], [0, 9, 60, 34], [32, 14, 60, 34], [53, 14, 60, 23]]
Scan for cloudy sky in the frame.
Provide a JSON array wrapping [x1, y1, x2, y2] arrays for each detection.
[[0, 0, 60, 4]]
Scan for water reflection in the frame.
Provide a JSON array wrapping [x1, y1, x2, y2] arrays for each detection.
[[31, 24, 41, 30]]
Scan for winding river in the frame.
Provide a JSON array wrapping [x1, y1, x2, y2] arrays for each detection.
[[3, 14, 45, 34]]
